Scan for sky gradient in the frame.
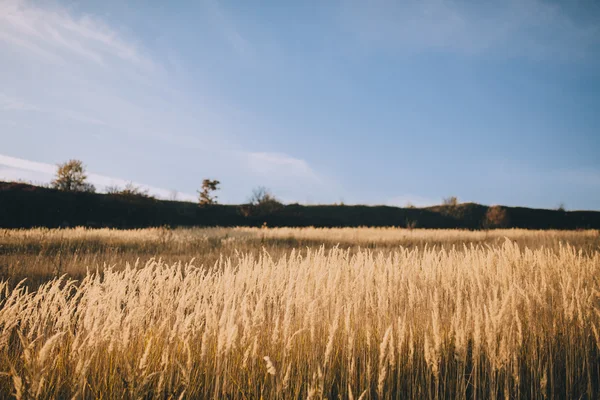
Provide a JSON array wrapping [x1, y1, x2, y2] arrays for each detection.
[[1, 0, 599, 209]]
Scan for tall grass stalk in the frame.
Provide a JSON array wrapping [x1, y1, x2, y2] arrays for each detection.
[[0, 240, 598, 398]]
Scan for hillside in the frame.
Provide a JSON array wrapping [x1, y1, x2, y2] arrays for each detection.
[[1, 181, 599, 229]]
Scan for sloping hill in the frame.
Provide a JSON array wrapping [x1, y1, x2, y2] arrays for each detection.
[[1, 181, 599, 229]]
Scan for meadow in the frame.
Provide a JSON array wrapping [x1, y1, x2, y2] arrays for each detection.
[[0, 227, 599, 398]]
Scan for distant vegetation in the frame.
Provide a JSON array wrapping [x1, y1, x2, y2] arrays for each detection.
[[51, 159, 95, 193], [442, 196, 459, 206], [1, 181, 599, 230], [239, 186, 284, 218], [483, 206, 510, 229], [106, 182, 154, 199], [2, 158, 597, 399], [197, 179, 220, 206], [0, 158, 595, 229]]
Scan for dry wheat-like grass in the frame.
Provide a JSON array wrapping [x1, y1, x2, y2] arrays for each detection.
[[1, 237, 599, 399], [3, 227, 598, 291], [3, 226, 599, 247]]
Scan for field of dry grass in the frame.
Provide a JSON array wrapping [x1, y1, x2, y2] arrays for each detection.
[[2, 227, 599, 288], [0, 228, 599, 398]]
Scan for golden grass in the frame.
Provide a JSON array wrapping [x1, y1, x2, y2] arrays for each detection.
[[0, 228, 599, 398], [0, 227, 256, 287], [3, 226, 600, 247], [2, 227, 599, 287]]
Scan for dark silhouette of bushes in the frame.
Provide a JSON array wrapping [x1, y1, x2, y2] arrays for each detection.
[[106, 183, 155, 199], [239, 187, 283, 218], [1, 181, 599, 230]]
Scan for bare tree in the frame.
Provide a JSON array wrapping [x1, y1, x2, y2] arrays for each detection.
[[106, 182, 154, 199], [442, 196, 459, 206], [105, 185, 121, 194], [240, 186, 283, 217], [168, 189, 179, 201], [198, 179, 220, 205], [248, 187, 273, 205], [120, 182, 152, 198], [52, 159, 95, 192]]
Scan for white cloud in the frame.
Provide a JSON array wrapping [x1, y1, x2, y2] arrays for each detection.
[[0, 0, 157, 131], [246, 152, 322, 183], [0, 0, 154, 69], [0, 92, 109, 127], [0, 154, 196, 201], [238, 151, 337, 204], [0, 0, 256, 139], [0, 1, 331, 204], [0, 154, 55, 175]]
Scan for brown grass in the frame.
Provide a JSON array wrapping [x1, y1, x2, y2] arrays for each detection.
[[0, 228, 599, 398]]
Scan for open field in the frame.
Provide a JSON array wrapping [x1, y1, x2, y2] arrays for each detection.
[[2, 227, 599, 288], [1, 228, 599, 398]]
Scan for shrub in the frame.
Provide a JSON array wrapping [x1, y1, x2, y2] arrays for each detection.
[[107, 182, 154, 199], [483, 205, 510, 229], [239, 187, 283, 217], [442, 196, 458, 206]]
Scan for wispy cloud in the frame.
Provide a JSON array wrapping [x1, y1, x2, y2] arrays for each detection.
[[0, 154, 196, 201], [240, 152, 336, 203], [0, 0, 154, 69], [340, 0, 600, 61], [0, 0, 252, 138], [246, 152, 322, 183], [0, 1, 330, 204], [0, 154, 55, 175], [0, 92, 108, 127], [0, 0, 171, 140]]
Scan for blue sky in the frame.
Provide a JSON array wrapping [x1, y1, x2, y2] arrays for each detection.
[[1, 0, 599, 209]]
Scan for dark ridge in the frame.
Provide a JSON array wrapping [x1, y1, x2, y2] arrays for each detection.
[[1, 181, 599, 229]]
